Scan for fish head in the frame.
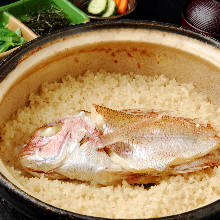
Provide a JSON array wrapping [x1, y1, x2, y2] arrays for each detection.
[[18, 113, 101, 175], [18, 121, 68, 173]]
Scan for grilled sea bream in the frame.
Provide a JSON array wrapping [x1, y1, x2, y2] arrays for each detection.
[[19, 105, 220, 185]]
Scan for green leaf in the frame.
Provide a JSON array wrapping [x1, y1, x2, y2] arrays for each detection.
[[0, 24, 27, 53], [0, 41, 11, 53], [15, 27, 22, 37]]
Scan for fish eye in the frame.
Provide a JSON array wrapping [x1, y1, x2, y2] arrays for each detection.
[[38, 124, 61, 137]]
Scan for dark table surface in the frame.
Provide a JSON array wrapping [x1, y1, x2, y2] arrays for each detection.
[[0, 0, 189, 26], [1, 0, 220, 219]]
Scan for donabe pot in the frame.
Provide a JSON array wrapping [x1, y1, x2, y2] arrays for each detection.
[[0, 20, 220, 220]]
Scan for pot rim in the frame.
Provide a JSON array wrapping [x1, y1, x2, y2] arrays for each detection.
[[1, 19, 220, 219], [1, 19, 220, 68]]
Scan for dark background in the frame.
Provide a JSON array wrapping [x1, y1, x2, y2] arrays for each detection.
[[0, 0, 190, 25], [1, 0, 219, 220]]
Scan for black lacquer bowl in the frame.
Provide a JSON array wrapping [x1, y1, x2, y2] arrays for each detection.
[[1, 20, 220, 220], [182, 0, 220, 40]]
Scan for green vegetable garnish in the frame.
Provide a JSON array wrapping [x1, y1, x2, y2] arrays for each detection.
[[0, 24, 27, 53], [21, 2, 72, 37]]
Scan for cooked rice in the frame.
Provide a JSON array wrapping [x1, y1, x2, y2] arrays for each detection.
[[1, 69, 220, 218]]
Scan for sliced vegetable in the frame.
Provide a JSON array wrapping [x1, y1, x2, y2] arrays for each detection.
[[117, 0, 128, 14], [102, 0, 117, 17], [88, 0, 108, 15], [114, 0, 121, 7], [0, 24, 27, 53], [87, 0, 127, 17]]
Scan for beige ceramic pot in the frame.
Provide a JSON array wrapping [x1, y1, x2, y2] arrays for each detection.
[[0, 20, 220, 219]]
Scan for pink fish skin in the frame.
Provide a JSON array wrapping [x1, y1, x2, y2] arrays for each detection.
[[19, 113, 102, 178], [18, 111, 163, 185], [93, 105, 220, 173], [19, 106, 220, 185]]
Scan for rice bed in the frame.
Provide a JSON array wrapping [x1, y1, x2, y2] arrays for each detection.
[[1, 70, 220, 218]]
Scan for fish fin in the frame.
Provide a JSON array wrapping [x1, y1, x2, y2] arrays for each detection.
[[121, 108, 168, 116], [124, 175, 159, 185], [97, 112, 164, 147], [105, 147, 159, 173], [25, 168, 67, 179], [92, 104, 139, 128], [91, 104, 105, 131], [167, 148, 220, 174], [121, 109, 213, 127]]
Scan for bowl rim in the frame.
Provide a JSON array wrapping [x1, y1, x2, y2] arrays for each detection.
[[1, 19, 220, 219], [181, 12, 220, 40], [1, 19, 220, 67]]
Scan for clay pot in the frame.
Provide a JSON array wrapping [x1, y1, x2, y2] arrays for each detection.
[[0, 20, 220, 219]]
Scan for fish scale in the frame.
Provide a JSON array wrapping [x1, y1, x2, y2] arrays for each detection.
[[18, 105, 220, 185], [92, 105, 220, 173]]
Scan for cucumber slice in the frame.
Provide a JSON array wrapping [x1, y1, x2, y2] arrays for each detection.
[[102, 0, 117, 17], [88, 0, 108, 15]]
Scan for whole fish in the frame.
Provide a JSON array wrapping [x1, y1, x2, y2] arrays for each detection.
[[18, 105, 220, 185]]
